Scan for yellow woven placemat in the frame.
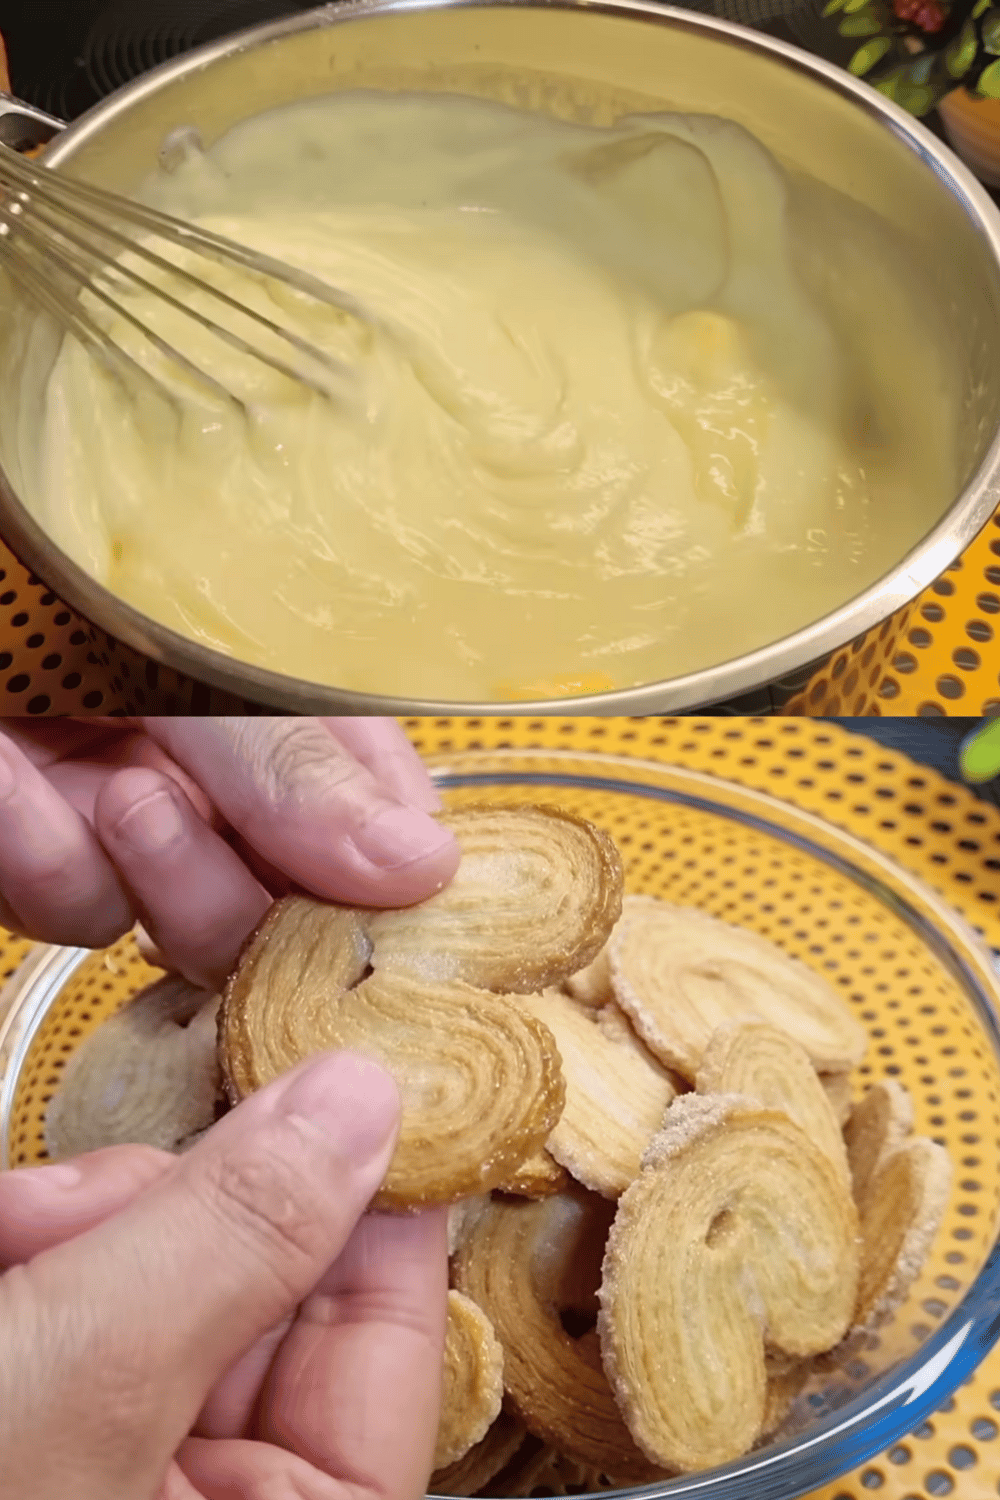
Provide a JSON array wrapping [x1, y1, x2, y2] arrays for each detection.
[[1, 715, 999, 1499]]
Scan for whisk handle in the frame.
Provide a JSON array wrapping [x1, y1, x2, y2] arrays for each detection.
[[0, 92, 65, 153]]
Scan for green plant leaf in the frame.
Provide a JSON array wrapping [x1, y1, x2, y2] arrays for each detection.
[[979, 55, 1000, 92], [947, 19, 979, 76], [974, 0, 991, 18], [841, 13, 883, 34], [850, 35, 893, 70]]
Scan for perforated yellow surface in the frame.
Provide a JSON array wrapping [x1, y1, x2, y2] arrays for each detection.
[[2, 515, 1000, 713], [2, 716, 1000, 1500], [877, 513, 1000, 716]]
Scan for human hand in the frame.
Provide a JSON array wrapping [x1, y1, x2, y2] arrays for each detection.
[[0, 717, 460, 987], [0, 1049, 448, 1500]]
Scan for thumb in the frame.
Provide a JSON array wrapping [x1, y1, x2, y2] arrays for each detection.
[[0, 1051, 400, 1500]]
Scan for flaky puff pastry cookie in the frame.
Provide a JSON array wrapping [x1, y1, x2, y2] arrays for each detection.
[[845, 1082, 951, 1330], [820, 1070, 854, 1127], [497, 1150, 571, 1199], [434, 1291, 505, 1470], [453, 1186, 659, 1480], [598, 1094, 860, 1472], [844, 1079, 915, 1198], [431, 1412, 527, 1496], [46, 976, 221, 1160], [221, 806, 624, 1209], [609, 898, 867, 1080], [696, 1022, 850, 1183], [486, 1435, 625, 1496], [515, 989, 676, 1198]]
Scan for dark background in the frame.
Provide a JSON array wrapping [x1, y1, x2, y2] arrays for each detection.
[[0, 0, 958, 146], [829, 719, 1000, 806]]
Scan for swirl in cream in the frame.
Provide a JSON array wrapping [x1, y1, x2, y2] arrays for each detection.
[[33, 93, 958, 698]]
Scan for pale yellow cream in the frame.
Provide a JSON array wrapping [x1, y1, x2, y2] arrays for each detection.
[[32, 93, 959, 699]]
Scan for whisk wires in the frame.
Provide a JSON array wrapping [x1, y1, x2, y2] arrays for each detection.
[[0, 142, 366, 409]]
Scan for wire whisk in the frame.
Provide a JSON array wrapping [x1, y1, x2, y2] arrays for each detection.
[[0, 141, 370, 409]]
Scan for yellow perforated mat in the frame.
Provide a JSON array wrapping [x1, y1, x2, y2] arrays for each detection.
[[3, 514, 1000, 714], [2, 716, 1000, 1500]]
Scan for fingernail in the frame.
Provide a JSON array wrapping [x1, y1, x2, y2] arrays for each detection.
[[116, 791, 186, 855], [349, 805, 455, 871], [15, 1162, 83, 1189], [281, 1052, 400, 1165]]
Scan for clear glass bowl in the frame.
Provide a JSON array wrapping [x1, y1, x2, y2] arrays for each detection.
[[2, 745, 1000, 1500]]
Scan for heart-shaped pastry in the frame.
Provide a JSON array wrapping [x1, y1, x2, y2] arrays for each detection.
[[609, 898, 867, 1079], [515, 988, 677, 1198], [452, 1185, 659, 1479], [220, 805, 623, 1208], [46, 975, 220, 1160], [598, 1093, 860, 1471], [695, 1021, 849, 1183], [435, 1290, 505, 1470]]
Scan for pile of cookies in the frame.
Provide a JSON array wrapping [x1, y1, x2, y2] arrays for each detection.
[[44, 804, 953, 1494]]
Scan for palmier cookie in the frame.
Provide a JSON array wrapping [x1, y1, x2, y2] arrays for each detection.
[[516, 988, 676, 1198], [430, 1412, 527, 1496], [497, 1150, 571, 1199], [46, 975, 220, 1160], [609, 897, 867, 1079], [598, 1094, 860, 1472], [854, 1133, 952, 1330], [434, 1291, 505, 1470], [453, 1185, 658, 1480], [564, 896, 665, 1011], [696, 1022, 849, 1183], [221, 805, 624, 1208], [844, 1079, 915, 1199], [820, 1069, 854, 1127]]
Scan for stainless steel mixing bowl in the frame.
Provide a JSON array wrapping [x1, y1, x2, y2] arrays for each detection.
[[2, 0, 1000, 715]]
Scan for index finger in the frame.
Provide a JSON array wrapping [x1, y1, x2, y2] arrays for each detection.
[[138, 718, 459, 908]]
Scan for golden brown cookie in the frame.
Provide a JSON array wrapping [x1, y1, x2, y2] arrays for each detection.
[[760, 1354, 810, 1439], [485, 1434, 625, 1496], [696, 1022, 849, 1182], [609, 898, 867, 1079], [563, 896, 658, 1011], [220, 805, 626, 1209], [516, 989, 676, 1198], [595, 1001, 686, 1089], [435, 1291, 505, 1470], [431, 1412, 527, 1495], [448, 1197, 490, 1258], [368, 805, 624, 993], [221, 903, 565, 1210], [820, 1070, 854, 1127], [854, 1134, 952, 1330], [45, 976, 221, 1159], [497, 1150, 571, 1199], [844, 1079, 915, 1199], [598, 1094, 860, 1472], [453, 1186, 657, 1479]]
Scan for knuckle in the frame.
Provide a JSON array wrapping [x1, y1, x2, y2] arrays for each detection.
[[224, 719, 357, 810]]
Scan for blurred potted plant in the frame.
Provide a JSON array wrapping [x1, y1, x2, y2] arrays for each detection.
[[821, 0, 1000, 177]]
